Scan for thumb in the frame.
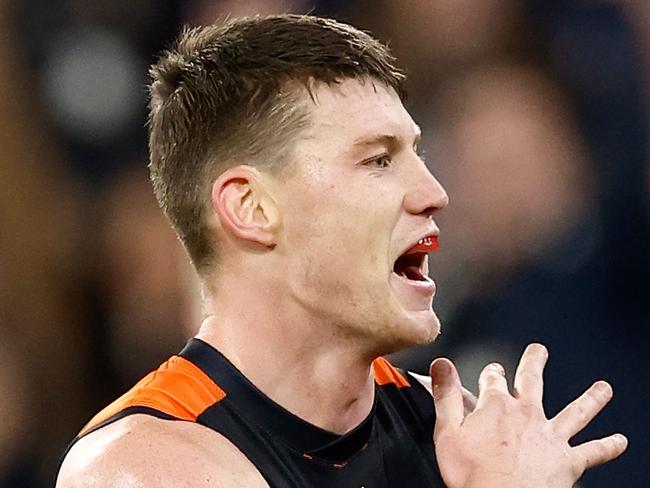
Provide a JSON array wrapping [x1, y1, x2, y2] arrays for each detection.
[[430, 358, 464, 433]]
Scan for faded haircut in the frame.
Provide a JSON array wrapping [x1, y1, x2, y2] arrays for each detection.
[[148, 14, 406, 273]]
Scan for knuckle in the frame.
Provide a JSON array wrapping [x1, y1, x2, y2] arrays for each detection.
[[484, 391, 510, 410], [586, 385, 610, 407], [433, 388, 458, 403], [606, 434, 627, 454], [517, 369, 539, 383], [576, 403, 590, 423], [519, 401, 543, 418], [596, 439, 610, 454], [589, 436, 621, 461], [567, 402, 590, 424]]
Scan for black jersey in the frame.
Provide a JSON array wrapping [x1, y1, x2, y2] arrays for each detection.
[[68, 338, 445, 487]]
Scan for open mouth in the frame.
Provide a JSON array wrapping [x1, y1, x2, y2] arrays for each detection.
[[392, 236, 438, 282], [393, 252, 427, 281]]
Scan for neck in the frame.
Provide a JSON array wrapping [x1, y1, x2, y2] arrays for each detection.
[[196, 276, 377, 435]]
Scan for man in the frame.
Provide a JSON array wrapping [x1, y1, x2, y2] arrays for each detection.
[[57, 15, 626, 487]]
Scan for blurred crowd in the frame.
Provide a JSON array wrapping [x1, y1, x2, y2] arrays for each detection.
[[0, 1, 648, 486]]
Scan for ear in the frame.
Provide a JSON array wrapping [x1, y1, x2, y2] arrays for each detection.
[[211, 166, 279, 248]]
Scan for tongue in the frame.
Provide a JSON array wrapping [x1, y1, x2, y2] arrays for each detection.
[[404, 265, 424, 281], [404, 236, 439, 255]]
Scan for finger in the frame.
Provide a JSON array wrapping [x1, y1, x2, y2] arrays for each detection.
[[551, 381, 613, 438], [513, 343, 548, 404], [461, 386, 477, 415], [476, 362, 509, 409], [430, 358, 464, 430], [573, 433, 628, 474]]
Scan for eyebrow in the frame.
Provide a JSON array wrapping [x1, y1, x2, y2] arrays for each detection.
[[351, 128, 422, 150]]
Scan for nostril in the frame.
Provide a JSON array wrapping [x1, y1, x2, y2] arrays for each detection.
[[422, 206, 440, 217]]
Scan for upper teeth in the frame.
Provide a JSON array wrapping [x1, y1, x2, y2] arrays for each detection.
[[419, 237, 432, 245]]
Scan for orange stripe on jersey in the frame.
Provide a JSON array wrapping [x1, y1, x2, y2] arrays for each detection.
[[372, 357, 410, 388], [79, 355, 225, 436]]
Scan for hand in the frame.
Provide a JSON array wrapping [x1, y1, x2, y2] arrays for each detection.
[[429, 343, 627, 488], [461, 386, 477, 415], [408, 373, 477, 415]]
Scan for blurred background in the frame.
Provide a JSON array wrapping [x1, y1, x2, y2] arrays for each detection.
[[0, 0, 648, 486]]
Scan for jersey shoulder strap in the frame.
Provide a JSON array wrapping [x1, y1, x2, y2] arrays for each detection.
[[78, 352, 407, 439], [372, 356, 411, 388], [78, 354, 226, 437]]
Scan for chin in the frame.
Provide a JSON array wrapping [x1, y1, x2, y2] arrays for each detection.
[[374, 309, 441, 356], [404, 309, 441, 344]]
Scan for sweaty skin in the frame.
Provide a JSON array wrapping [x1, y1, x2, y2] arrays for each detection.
[[57, 79, 625, 487]]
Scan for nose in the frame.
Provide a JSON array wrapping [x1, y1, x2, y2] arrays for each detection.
[[403, 162, 449, 216]]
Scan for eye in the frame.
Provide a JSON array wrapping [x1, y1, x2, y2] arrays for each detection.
[[364, 154, 392, 169]]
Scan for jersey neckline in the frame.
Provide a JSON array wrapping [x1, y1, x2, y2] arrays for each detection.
[[179, 337, 376, 462]]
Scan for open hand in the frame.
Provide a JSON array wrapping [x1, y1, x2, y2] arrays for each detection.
[[430, 343, 627, 488]]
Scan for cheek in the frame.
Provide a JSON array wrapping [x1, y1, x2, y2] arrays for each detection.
[[301, 256, 356, 304], [281, 173, 398, 288], [285, 213, 383, 307]]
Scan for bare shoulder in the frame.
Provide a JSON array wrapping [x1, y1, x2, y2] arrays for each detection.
[[56, 414, 269, 488]]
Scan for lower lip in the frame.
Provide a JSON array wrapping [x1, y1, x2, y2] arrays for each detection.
[[390, 272, 437, 298]]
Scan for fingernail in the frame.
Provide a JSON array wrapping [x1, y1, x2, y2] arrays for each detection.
[[432, 359, 451, 375], [531, 343, 548, 358], [439, 360, 451, 374], [489, 362, 505, 375], [615, 434, 628, 446], [595, 381, 613, 398]]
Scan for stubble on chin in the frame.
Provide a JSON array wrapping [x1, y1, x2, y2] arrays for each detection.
[[357, 312, 438, 359], [392, 310, 441, 352]]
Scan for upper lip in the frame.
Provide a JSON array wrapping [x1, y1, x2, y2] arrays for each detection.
[[394, 227, 440, 263]]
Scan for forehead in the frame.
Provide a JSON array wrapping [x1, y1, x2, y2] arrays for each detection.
[[305, 78, 419, 149]]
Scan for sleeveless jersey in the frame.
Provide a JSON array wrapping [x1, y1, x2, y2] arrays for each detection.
[[66, 338, 445, 487]]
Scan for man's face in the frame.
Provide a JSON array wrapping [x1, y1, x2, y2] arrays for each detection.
[[277, 78, 448, 355]]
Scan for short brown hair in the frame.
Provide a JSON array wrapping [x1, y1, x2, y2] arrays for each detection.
[[148, 14, 406, 273]]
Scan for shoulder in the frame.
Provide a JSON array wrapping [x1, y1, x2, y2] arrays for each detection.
[[56, 414, 269, 488]]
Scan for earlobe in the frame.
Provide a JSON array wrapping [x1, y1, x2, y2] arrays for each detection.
[[211, 166, 279, 248]]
